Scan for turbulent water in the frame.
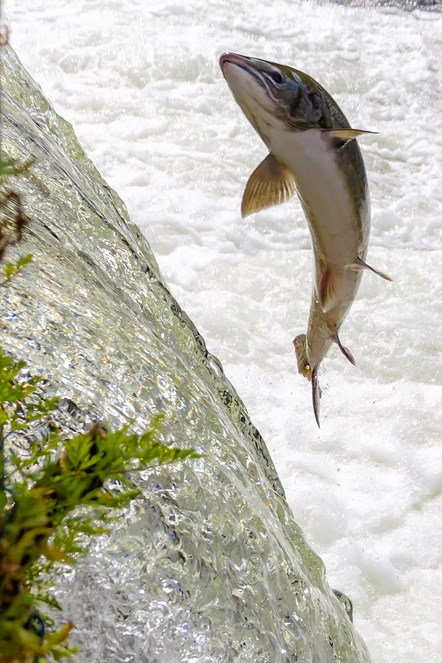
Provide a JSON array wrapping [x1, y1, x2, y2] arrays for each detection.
[[3, 0, 442, 662], [1, 41, 372, 663]]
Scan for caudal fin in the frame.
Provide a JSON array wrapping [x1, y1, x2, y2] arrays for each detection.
[[294, 335, 322, 426], [312, 369, 322, 428]]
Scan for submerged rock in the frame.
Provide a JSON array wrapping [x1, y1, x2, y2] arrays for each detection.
[[0, 45, 371, 662]]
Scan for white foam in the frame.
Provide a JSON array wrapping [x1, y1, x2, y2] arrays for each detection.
[[6, 0, 442, 660]]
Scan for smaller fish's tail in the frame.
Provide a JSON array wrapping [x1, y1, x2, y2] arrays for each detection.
[[311, 369, 322, 428], [294, 334, 312, 379]]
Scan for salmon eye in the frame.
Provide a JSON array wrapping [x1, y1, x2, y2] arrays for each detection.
[[269, 71, 283, 84]]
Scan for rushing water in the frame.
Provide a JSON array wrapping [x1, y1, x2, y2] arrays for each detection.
[[4, 1, 442, 662], [2, 43, 372, 662]]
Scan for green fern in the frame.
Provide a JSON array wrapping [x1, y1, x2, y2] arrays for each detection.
[[0, 348, 199, 662], [0, 156, 199, 661]]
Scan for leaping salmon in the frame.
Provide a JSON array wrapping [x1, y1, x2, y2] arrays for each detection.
[[219, 52, 391, 426]]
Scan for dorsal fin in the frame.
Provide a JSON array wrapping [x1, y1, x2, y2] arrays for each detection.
[[241, 153, 296, 218], [347, 258, 393, 282], [322, 128, 378, 149]]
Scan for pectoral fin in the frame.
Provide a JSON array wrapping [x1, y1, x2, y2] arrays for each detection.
[[347, 258, 393, 282], [241, 153, 296, 218], [318, 268, 343, 313]]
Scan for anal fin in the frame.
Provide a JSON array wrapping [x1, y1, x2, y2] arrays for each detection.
[[347, 257, 393, 282], [241, 153, 296, 218]]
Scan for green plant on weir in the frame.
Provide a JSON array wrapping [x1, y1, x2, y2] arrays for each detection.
[[0, 156, 199, 661], [0, 154, 32, 265]]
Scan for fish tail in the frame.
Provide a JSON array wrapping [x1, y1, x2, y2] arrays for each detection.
[[312, 369, 322, 428], [294, 334, 322, 426]]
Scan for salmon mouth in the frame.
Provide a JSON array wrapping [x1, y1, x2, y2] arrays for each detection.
[[219, 53, 267, 92], [219, 52, 250, 74]]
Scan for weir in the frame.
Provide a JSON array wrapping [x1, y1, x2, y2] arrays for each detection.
[[1, 45, 371, 662]]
